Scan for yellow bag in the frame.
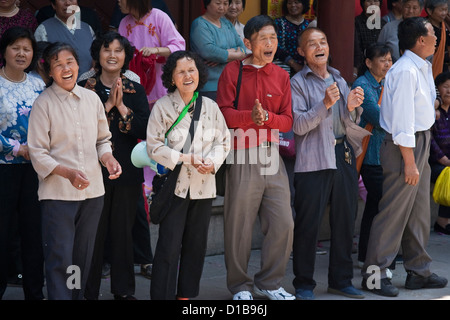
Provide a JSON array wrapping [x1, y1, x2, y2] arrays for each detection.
[[433, 167, 450, 206]]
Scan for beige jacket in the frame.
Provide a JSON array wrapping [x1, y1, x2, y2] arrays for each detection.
[[146, 90, 231, 199]]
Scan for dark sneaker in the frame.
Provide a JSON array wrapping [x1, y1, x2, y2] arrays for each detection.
[[328, 285, 365, 299], [434, 222, 450, 235], [114, 294, 137, 300], [140, 264, 152, 279], [361, 277, 399, 297], [405, 271, 448, 289]]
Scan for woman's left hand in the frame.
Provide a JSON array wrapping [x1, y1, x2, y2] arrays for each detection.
[[140, 47, 158, 56], [196, 158, 215, 175]]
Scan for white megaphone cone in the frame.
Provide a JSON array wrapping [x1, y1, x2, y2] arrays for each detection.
[[131, 141, 168, 175]]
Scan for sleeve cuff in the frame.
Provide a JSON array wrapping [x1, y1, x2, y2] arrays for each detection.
[[392, 132, 416, 148]]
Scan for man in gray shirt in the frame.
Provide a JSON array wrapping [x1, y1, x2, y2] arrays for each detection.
[[378, 0, 424, 62], [290, 27, 369, 300]]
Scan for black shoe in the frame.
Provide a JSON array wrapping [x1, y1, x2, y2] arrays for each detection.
[[7, 274, 23, 287], [101, 262, 111, 279], [114, 294, 137, 300], [140, 264, 152, 279], [405, 271, 448, 289], [361, 277, 399, 297], [434, 222, 450, 235]]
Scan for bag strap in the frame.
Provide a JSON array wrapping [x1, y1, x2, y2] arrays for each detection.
[[166, 91, 199, 139], [233, 61, 243, 109]]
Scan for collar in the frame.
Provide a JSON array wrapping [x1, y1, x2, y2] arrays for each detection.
[[54, 12, 80, 31], [51, 82, 81, 102], [301, 64, 341, 79], [403, 49, 431, 71], [242, 58, 274, 75], [363, 70, 383, 89]]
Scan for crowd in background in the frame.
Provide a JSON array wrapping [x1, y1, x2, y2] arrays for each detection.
[[0, 0, 449, 301]]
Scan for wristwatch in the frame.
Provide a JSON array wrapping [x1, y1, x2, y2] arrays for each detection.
[[264, 110, 269, 122]]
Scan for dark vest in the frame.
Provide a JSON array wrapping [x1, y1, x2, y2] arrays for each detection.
[[42, 17, 93, 75]]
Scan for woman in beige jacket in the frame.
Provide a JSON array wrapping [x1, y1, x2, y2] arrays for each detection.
[[146, 50, 230, 300]]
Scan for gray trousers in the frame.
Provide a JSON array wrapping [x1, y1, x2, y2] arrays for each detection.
[[363, 131, 433, 279], [41, 197, 103, 300], [223, 145, 294, 294]]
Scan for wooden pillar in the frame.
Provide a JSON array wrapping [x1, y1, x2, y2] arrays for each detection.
[[317, 0, 355, 83]]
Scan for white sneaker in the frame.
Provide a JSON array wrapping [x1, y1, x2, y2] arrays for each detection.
[[253, 286, 295, 300], [386, 268, 393, 280], [233, 291, 253, 300]]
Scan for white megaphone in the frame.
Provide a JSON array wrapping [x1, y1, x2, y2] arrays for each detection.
[[131, 141, 168, 175]]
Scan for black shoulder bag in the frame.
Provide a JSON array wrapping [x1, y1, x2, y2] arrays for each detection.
[[149, 94, 203, 224], [216, 61, 243, 197]]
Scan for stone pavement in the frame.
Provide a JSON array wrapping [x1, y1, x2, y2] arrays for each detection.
[[3, 230, 450, 301]]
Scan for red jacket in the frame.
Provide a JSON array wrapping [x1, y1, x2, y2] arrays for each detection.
[[216, 59, 293, 149]]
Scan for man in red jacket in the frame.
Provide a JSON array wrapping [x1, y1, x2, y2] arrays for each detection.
[[216, 14, 295, 301]]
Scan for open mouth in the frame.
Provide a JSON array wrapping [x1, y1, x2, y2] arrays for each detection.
[[107, 59, 118, 65], [62, 73, 74, 81], [183, 80, 194, 86], [264, 50, 273, 57], [315, 53, 325, 58]]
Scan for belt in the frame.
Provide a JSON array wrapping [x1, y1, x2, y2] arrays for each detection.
[[335, 137, 345, 145]]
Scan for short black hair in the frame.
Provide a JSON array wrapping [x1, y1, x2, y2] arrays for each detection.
[[281, 0, 310, 16], [387, 0, 401, 10], [42, 42, 79, 85], [203, 0, 232, 9], [90, 31, 134, 74], [162, 51, 208, 93], [398, 16, 429, 52], [435, 71, 450, 87], [0, 26, 37, 72], [244, 15, 277, 40], [360, 0, 383, 10], [357, 42, 393, 77]]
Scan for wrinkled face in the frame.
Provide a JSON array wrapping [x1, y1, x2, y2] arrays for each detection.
[[172, 57, 199, 97], [3, 37, 33, 72], [226, 0, 244, 21], [245, 25, 278, 66], [438, 79, 450, 106], [49, 49, 79, 91], [52, 0, 78, 23], [402, 0, 422, 19], [366, 53, 393, 80], [422, 22, 437, 58], [99, 39, 126, 74], [206, 0, 230, 19], [427, 3, 449, 23], [298, 30, 329, 68]]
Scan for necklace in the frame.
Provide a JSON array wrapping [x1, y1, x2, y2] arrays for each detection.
[[1, 67, 26, 83]]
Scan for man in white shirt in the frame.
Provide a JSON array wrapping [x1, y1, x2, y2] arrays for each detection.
[[362, 16, 448, 297]]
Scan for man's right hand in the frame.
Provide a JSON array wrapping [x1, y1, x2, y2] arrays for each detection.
[[323, 82, 340, 109]]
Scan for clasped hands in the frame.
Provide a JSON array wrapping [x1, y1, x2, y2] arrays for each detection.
[[105, 77, 128, 117], [252, 99, 267, 126], [180, 153, 215, 175]]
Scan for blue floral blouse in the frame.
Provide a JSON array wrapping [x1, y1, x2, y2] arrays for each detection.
[[0, 74, 46, 164]]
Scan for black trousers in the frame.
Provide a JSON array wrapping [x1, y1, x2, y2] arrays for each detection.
[[0, 164, 44, 300], [358, 164, 383, 263], [85, 184, 140, 299], [150, 195, 212, 300], [292, 142, 358, 290], [133, 189, 153, 265]]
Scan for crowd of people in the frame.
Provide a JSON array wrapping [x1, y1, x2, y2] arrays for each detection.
[[0, 0, 449, 301]]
